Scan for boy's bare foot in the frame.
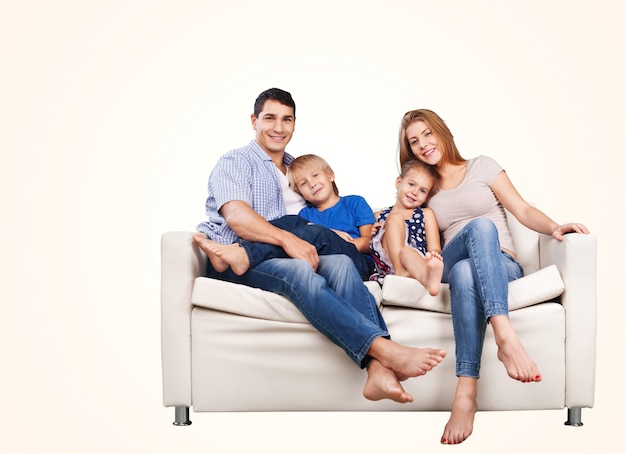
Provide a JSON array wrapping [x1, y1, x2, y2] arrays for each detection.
[[491, 315, 542, 383], [441, 377, 478, 445], [424, 251, 444, 296], [369, 338, 446, 379], [192, 233, 250, 275], [363, 359, 413, 403]]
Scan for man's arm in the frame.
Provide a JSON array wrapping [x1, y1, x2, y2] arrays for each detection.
[[221, 200, 320, 270]]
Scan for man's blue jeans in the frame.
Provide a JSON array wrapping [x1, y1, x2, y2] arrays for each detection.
[[441, 218, 524, 378], [236, 215, 374, 280], [206, 253, 389, 368]]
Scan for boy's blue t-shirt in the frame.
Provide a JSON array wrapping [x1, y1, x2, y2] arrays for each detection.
[[298, 195, 375, 238]]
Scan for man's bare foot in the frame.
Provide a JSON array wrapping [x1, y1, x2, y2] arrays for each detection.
[[363, 359, 413, 403], [424, 251, 444, 296], [491, 315, 542, 383], [369, 338, 446, 379], [192, 233, 250, 275], [441, 377, 478, 445]]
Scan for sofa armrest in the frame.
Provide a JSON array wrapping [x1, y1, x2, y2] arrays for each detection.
[[539, 233, 597, 408], [161, 231, 206, 407]]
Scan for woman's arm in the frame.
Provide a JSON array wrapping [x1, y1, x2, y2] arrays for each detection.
[[491, 171, 589, 240]]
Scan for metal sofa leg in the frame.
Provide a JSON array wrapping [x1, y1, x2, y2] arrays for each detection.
[[564, 407, 583, 427], [173, 406, 192, 426]]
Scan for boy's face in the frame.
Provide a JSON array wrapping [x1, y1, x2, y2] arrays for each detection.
[[395, 167, 433, 209], [293, 166, 335, 207], [251, 99, 295, 155]]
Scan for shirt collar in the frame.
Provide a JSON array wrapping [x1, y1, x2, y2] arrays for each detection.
[[249, 139, 295, 166]]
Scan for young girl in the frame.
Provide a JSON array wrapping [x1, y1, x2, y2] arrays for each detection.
[[193, 154, 376, 279], [369, 159, 444, 296]]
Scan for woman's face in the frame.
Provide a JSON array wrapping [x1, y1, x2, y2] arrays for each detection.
[[405, 120, 442, 166]]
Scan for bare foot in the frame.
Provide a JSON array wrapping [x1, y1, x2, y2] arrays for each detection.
[[363, 360, 413, 403], [424, 251, 444, 296], [441, 377, 478, 445], [192, 233, 250, 275], [369, 338, 446, 379], [491, 315, 542, 383]]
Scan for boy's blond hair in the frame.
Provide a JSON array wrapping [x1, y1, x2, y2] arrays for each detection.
[[288, 154, 339, 196]]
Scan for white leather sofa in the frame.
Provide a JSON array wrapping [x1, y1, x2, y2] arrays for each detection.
[[161, 212, 597, 426]]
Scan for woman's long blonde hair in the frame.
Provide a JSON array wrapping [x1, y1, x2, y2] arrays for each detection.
[[398, 109, 465, 169]]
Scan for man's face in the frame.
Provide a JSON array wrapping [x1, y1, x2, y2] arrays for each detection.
[[251, 99, 295, 154]]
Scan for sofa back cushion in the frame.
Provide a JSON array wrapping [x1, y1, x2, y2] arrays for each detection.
[[506, 208, 541, 274]]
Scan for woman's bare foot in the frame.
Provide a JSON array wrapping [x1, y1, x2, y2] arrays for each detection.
[[368, 338, 446, 379], [424, 251, 444, 296], [192, 233, 250, 275], [441, 377, 478, 445], [491, 315, 542, 383], [363, 359, 413, 403]]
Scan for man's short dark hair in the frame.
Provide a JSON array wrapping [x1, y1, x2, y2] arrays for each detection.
[[253, 88, 296, 118]]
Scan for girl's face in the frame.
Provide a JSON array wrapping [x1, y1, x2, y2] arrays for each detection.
[[395, 167, 434, 209], [293, 166, 336, 208], [405, 120, 442, 166]]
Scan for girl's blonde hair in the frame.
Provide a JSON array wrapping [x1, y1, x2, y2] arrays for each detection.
[[398, 109, 466, 169], [288, 154, 339, 196]]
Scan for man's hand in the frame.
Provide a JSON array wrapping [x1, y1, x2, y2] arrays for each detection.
[[280, 232, 320, 271]]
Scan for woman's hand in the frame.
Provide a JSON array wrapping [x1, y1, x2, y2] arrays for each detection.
[[552, 223, 590, 241]]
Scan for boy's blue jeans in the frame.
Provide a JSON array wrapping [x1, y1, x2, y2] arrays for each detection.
[[238, 215, 374, 280], [441, 218, 524, 378]]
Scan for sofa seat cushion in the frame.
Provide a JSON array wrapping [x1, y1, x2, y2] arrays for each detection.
[[381, 264, 564, 313], [191, 277, 383, 323]]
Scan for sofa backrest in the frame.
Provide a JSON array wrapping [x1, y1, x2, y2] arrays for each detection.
[[505, 208, 541, 274]]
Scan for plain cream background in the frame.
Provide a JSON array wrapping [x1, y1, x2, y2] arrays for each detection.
[[1, 1, 624, 452]]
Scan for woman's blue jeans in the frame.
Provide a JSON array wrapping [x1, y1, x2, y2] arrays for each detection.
[[441, 218, 523, 378], [206, 253, 389, 368], [236, 215, 374, 280]]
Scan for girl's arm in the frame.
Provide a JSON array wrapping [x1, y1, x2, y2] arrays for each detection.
[[423, 207, 442, 253], [491, 171, 589, 240]]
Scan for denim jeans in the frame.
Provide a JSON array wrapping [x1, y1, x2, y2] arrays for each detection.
[[206, 253, 389, 368], [441, 218, 524, 378], [237, 215, 374, 280]]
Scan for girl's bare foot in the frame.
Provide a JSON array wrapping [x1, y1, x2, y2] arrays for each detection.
[[369, 338, 446, 379], [424, 251, 444, 296], [491, 315, 542, 383], [441, 377, 478, 445], [363, 359, 413, 403], [192, 233, 250, 275]]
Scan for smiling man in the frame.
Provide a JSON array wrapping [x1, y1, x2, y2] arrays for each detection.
[[195, 88, 446, 404]]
